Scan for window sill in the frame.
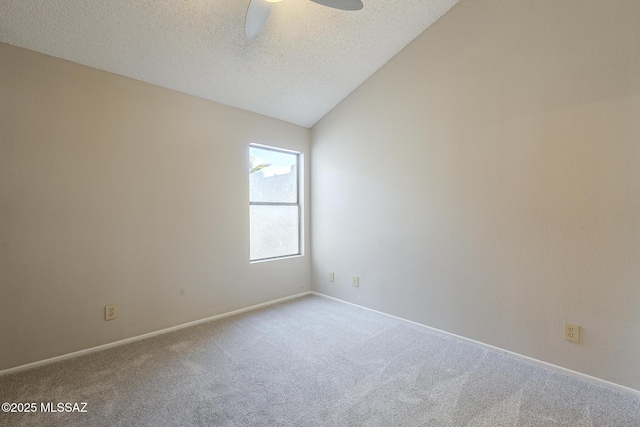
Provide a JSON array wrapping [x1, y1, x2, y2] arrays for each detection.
[[250, 254, 303, 264]]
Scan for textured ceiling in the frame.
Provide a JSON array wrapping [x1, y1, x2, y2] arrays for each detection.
[[0, 0, 458, 128]]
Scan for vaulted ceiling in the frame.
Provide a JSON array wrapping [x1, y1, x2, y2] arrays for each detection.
[[0, 0, 459, 127]]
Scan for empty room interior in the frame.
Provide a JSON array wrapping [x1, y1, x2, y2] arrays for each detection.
[[1, 0, 639, 425]]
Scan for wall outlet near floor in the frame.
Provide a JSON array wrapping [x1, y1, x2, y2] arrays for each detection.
[[565, 323, 580, 343], [352, 275, 359, 287], [105, 304, 117, 321], [329, 272, 334, 282]]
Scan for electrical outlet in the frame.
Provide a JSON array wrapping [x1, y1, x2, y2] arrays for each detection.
[[565, 323, 580, 343], [105, 304, 117, 321], [352, 276, 359, 287], [329, 272, 334, 282]]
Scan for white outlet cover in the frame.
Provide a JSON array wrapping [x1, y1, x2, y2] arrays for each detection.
[[564, 323, 580, 343], [105, 304, 118, 321]]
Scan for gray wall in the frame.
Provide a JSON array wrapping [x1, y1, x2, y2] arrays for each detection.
[[0, 42, 310, 370], [311, 0, 640, 390]]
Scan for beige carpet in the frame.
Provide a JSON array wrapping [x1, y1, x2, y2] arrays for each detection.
[[1, 294, 638, 426]]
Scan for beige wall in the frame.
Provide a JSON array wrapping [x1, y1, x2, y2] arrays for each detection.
[[311, 0, 640, 390], [0, 42, 310, 370]]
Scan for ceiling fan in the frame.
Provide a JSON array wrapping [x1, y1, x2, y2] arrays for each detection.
[[245, 0, 363, 40]]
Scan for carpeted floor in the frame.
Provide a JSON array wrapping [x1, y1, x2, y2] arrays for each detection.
[[1, 294, 638, 426]]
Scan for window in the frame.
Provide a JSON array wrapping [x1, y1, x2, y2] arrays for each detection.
[[249, 144, 300, 261]]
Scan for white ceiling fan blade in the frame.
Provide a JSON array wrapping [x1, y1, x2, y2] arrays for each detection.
[[310, 0, 363, 11], [245, 0, 272, 40]]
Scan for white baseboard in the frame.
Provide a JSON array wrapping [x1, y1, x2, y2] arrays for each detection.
[[0, 291, 312, 377], [4, 289, 638, 397], [311, 292, 640, 397]]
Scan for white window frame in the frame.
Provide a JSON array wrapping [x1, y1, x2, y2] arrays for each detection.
[[249, 144, 301, 262]]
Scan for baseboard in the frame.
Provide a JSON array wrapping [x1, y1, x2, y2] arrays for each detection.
[[311, 292, 640, 397], [0, 291, 313, 377]]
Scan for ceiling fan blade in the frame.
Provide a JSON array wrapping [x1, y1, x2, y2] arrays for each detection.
[[310, 0, 363, 11], [245, 0, 272, 40]]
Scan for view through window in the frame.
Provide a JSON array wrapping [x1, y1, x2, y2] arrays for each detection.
[[249, 145, 300, 261]]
